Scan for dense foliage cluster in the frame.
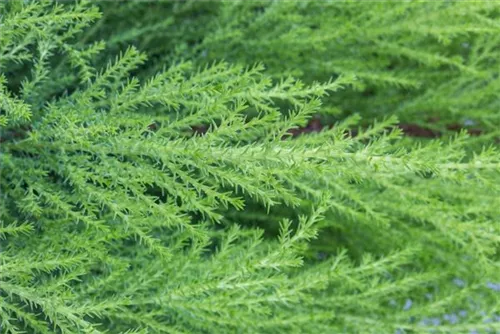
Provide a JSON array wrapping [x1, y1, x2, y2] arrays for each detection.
[[1, 1, 500, 333]]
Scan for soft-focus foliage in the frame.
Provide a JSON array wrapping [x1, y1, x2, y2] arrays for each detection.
[[90, 1, 500, 137], [1, 1, 500, 333]]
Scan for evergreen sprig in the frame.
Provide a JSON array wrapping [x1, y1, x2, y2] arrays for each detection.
[[1, 1, 500, 333], [88, 1, 500, 139]]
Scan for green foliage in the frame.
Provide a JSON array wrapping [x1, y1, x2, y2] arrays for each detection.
[[1, 1, 500, 333], [88, 1, 500, 136]]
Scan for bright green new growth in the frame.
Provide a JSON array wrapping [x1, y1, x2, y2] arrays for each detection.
[[1, 1, 500, 334]]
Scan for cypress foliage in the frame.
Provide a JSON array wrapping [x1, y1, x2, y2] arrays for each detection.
[[89, 1, 500, 138], [1, 1, 500, 333]]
